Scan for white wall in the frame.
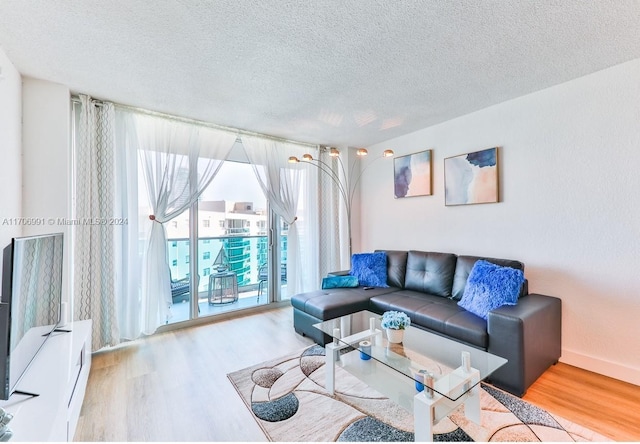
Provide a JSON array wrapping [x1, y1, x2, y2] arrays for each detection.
[[22, 78, 71, 232], [359, 58, 640, 386], [0, 47, 22, 274], [21, 78, 72, 303]]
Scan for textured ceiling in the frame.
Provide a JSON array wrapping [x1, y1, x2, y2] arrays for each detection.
[[1, 1, 640, 147]]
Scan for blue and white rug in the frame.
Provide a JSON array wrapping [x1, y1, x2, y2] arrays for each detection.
[[228, 345, 610, 442]]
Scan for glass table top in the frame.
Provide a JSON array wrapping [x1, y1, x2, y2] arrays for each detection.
[[314, 310, 507, 403]]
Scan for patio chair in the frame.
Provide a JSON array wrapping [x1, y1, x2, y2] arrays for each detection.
[[257, 262, 287, 301], [170, 269, 190, 303]]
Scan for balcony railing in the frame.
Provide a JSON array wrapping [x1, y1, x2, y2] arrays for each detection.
[[167, 234, 286, 296]]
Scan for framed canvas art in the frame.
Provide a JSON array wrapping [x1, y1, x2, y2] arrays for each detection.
[[393, 149, 432, 198], [444, 147, 499, 206]]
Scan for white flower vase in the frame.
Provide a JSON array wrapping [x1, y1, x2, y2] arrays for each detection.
[[386, 328, 404, 344]]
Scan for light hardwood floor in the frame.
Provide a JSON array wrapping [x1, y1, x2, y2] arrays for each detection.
[[75, 306, 640, 442], [523, 361, 640, 441]]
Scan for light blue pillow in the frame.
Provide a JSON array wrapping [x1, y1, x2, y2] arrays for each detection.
[[321, 275, 359, 289], [457, 260, 525, 320], [349, 252, 389, 287]]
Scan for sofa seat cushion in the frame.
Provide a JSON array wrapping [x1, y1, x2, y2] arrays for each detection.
[[444, 311, 488, 349], [414, 298, 488, 349], [412, 297, 468, 333], [369, 290, 432, 314], [291, 287, 398, 320], [370, 290, 488, 349]]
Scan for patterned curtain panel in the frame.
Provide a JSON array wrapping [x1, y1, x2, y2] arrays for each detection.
[[73, 95, 119, 350]]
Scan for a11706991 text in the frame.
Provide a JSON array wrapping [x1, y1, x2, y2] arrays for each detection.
[[1, 217, 129, 226], [1, 217, 46, 226]]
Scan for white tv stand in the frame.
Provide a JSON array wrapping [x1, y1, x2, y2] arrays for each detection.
[[0, 320, 92, 441]]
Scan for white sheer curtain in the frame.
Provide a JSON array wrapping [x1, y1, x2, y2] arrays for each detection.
[[116, 111, 236, 337], [241, 136, 319, 295]]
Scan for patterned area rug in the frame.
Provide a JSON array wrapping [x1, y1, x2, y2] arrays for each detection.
[[228, 345, 611, 442]]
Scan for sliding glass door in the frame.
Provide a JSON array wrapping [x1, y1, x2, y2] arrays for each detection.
[[165, 150, 291, 324], [129, 127, 315, 326]]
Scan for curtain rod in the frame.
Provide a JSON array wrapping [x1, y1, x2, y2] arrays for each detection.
[[70, 95, 320, 149]]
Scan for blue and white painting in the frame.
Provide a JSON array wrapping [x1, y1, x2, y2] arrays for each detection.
[[393, 150, 432, 198], [444, 147, 498, 205]]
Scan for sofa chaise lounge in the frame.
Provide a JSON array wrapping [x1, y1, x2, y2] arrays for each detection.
[[291, 249, 562, 397]]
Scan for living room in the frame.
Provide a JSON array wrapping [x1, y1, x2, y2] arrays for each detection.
[[1, 1, 640, 442]]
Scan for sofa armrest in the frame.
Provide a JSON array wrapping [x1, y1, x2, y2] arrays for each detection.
[[327, 270, 350, 277], [487, 293, 561, 396]]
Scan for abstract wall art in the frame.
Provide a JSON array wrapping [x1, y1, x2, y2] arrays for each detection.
[[393, 149, 432, 198], [444, 147, 499, 206]]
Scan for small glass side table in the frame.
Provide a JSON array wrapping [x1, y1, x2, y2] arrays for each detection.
[[208, 270, 239, 305]]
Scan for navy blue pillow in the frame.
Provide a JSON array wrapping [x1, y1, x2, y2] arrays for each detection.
[[321, 275, 359, 289], [457, 260, 525, 320], [349, 252, 389, 287]]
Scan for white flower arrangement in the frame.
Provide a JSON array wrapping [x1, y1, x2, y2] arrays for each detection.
[[380, 310, 411, 330]]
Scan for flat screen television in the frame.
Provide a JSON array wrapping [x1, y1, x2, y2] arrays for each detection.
[[0, 233, 63, 400]]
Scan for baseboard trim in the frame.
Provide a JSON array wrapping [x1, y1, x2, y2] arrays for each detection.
[[560, 348, 640, 386], [157, 300, 292, 333]]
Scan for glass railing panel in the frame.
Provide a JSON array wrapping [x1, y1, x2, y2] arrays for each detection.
[[168, 234, 287, 296]]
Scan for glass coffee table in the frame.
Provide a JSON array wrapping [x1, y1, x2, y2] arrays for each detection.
[[314, 310, 507, 442]]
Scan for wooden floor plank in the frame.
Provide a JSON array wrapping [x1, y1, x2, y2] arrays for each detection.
[[75, 306, 639, 441], [523, 361, 640, 441]]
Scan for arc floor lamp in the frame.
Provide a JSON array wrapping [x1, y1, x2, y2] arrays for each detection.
[[288, 146, 394, 256]]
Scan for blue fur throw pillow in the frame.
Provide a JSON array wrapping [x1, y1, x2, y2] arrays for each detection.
[[457, 260, 525, 320], [321, 275, 359, 289], [349, 252, 389, 287]]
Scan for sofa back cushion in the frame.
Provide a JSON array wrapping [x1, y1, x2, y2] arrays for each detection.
[[452, 255, 526, 300], [404, 251, 457, 297], [376, 250, 408, 288]]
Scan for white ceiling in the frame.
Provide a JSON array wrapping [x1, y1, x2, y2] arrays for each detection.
[[1, 1, 640, 148]]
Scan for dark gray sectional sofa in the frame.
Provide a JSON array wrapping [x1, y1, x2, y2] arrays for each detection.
[[291, 250, 562, 397]]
